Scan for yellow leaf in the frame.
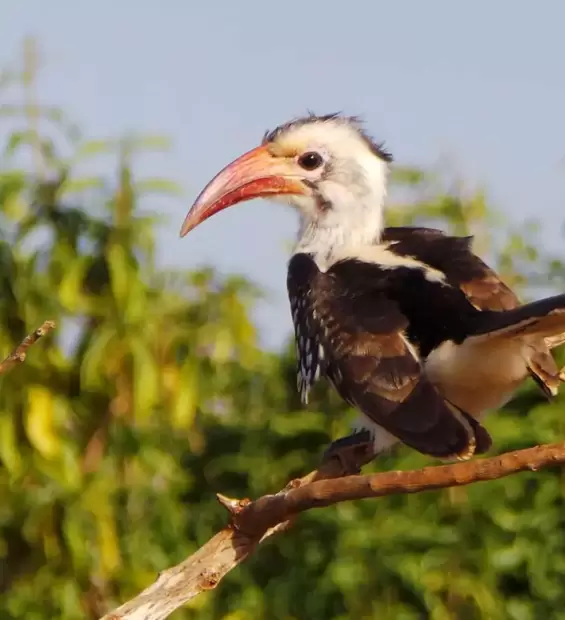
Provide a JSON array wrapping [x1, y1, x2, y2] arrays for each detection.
[[25, 386, 61, 460], [3, 191, 27, 221], [0, 413, 22, 475], [81, 481, 122, 575], [161, 364, 179, 400], [212, 328, 233, 363], [98, 510, 121, 576], [221, 612, 252, 620], [172, 361, 199, 429]]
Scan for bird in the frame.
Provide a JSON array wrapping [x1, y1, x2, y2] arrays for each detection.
[[179, 112, 565, 473]]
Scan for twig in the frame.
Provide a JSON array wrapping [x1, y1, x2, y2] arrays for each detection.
[[101, 440, 565, 620], [0, 320, 56, 375]]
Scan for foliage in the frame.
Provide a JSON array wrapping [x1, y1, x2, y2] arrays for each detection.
[[2, 40, 565, 620]]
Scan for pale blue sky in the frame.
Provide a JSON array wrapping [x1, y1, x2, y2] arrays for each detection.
[[2, 2, 565, 348]]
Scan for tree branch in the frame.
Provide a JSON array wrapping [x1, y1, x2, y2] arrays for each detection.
[[0, 320, 56, 375], [101, 440, 565, 620]]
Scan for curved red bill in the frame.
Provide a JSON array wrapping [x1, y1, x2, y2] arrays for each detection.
[[180, 145, 307, 237]]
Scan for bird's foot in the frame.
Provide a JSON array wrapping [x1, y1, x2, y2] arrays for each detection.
[[321, 429, 376, 476]]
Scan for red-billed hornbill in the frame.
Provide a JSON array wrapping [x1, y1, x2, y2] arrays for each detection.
[[180, 113, 565, 472]]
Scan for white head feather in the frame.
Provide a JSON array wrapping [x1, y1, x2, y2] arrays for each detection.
[[263, 114, 392, 257]]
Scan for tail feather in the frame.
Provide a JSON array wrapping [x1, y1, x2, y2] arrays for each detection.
[[348, 375, 489, 462], [470, 294, 565, 342], [379, 383, 491, 462]]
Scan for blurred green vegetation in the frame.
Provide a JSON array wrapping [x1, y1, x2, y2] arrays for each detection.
[[2, 39, 565, 620]]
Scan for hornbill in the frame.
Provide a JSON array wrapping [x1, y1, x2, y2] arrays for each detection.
[[180, 113, 565, 472]]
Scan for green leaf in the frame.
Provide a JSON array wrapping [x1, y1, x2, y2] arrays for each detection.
[[58, 256, 89, 311], [129, 134, 172, 152], [130, 338, 159, 423], [135, 178, 184, 196], [73, 139, 116, 160], [81, 325, 118, 389], [106, 242, 132, 311], [58, 177, 105, 196], [4, 130, 36, 156]]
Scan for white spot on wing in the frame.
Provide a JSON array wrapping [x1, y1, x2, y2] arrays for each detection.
[[400, 333, 420, 361], [290, 289, 327, 405]]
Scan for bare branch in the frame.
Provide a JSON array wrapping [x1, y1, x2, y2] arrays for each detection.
[[0, 320, 56, 375], [101, 440, 565, 620]]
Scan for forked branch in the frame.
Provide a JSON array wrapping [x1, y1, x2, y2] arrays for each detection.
[[0, 320, 56, 375], [101, 440, 565, 620]]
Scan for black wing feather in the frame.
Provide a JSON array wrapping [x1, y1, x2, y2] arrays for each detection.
[[382, 227, 519, 311]]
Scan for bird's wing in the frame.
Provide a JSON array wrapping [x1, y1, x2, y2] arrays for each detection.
[[287, 252, 491, 460], [382, 227, 562, 396], [382, 227, 520, 311]]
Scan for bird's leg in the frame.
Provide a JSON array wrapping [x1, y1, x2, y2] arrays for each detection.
[[321, 429, 376, 476]]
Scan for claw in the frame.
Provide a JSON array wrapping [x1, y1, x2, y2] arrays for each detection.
[[321, 429, 376, 475]]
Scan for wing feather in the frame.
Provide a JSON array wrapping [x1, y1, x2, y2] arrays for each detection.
[[382, 227, 562, 396], [382, 227, 520, 312]]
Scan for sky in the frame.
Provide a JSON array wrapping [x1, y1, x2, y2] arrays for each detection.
[[2, 2, 565, 349]]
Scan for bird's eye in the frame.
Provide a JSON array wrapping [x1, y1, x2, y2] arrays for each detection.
[[297, 151, 324, 171]]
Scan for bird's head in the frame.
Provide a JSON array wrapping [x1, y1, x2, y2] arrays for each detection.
[[180, 113, 393, 249]]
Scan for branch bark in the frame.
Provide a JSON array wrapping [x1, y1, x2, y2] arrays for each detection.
[[101, 440, 565, 620], [0, 320, 56, 375]]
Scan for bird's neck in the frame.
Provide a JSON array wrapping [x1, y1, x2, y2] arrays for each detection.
[[293, 155, 389, 268], [293, 156, 388, 261], [294, 200, 385, 263]]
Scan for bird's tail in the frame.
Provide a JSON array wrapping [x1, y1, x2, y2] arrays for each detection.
[[471, 293, 565, 342]]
